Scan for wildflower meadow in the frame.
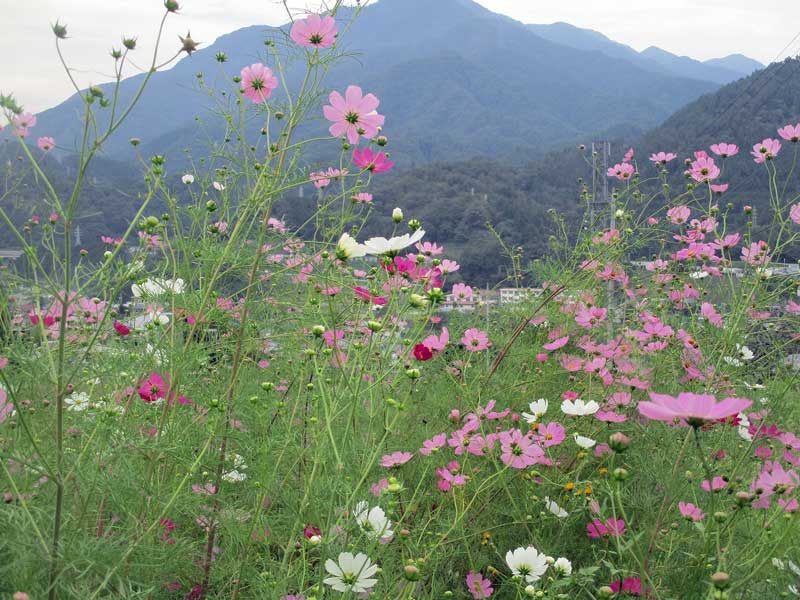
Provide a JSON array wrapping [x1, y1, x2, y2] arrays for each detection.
[[1, 2, 800, 599]]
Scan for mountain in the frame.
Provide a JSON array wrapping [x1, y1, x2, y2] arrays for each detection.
[[528, 22, 762, 85], [640, 46, 745, 84], [29, 0, 720, 169], [704, 54, 765, 77]]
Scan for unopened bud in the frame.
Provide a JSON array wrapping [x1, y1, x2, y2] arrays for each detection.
[[52, 21, 68, 39], [711, 572, 730, 590], [392, 207, 403, 223]]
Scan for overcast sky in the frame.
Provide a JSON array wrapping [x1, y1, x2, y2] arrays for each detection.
[[1, 0, 798, 114]]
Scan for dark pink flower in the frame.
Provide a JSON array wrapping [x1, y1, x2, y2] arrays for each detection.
[[352, 147, 394, 174], [138, 372, 169, 403], [587, 518, 625, 539], [113, 320, 131, 336]]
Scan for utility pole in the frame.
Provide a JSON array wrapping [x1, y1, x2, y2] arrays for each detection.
[[591, 141, 617, 336]]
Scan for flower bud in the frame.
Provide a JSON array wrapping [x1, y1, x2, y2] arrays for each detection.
[[612, 467, 629, 481], [179, 31, 199, 55], [609, 432, 631, 452], [122, 37, 137, 50], [164, 0, 180, 12], [392, 207, 403, 223], [367, 320, 383, 332], [311, 325, 325, 337], [711, 572, 730, 590], [52, 21, 68, 39], [408, 218, 422, 231], [403, 564, 420, 581], [598, 586, 615, 599]]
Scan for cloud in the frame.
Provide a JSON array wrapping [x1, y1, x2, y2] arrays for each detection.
[[1, 0, 794, 113]]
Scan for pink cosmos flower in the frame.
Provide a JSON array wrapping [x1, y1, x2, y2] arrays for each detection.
[[638, 392, 752, 427], [586, 518, 625, 539], [240, 63, 278, 104], [649, 151, 677, 164], [461, 328, 489, 352], [323, 85, 385, 145], [535, 422, 566, 447], [352, 192, 373, 203], [380, 451, 413, 468], [290, 13, 338, 48], [710, 183, 729, 194], [607, 162, 635, 180], [700, 302, 724, 328], [678, 501, 705, 521], [710, 143, 739, 157], [689, 156, 720, 182], [352, 148, 394, 174], [543, 335, 569, 351], [451, 283, 473, 302], [667, 206, 691, 224], [623, 147, 634, 162], [789, 203, 800, 225], [423, 327, 449, 353], [741, 240, 770, 266], [609, 578, 649, 597], [575, 306, 607, 329], [751, 461, 799, 509], [751, 138, 781, 163], [419, 433, 447, 455], [499, 429, 544, 469], [465, 571, 493, 599], [37, 136, 55, 152], [12, 112, 36, 137], [0, 387, 13, 424], [778, 123, 800, 142]]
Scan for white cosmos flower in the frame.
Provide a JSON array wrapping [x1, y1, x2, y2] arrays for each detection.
[[222, 454, 248, 482], [543, 496, 568, 518], [505, 545, 549, 583], [64, 391, 90, 412], [336, 232, 367, 260], [522, 399, 548, 424], [689, 270, 709, 279], [737, 412, 753, 442], [213, 181, 225, 191], [131, 278, 185, 298], [324, 552, 379, 593], [354, 501, 394, 542], [737, 344, 754, 361], [573, 434, 596, 449], [560, 398, 599, 416], [362, 230, 425, 255], [553, 557, 572, 577], [181, 174, 195, 184], [723, 356, 743, 367]]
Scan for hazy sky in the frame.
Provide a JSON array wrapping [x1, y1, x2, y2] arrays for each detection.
[[1, 0, 798, 114]]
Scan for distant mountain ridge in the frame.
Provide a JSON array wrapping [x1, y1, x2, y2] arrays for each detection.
[[27, 0, 735, 168], [528, 22, 763, 84]]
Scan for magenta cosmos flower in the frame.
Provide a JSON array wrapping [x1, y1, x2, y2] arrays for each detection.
[[290, 13, 338, 48], [353, 148, 394, 174], [138, 372, 170, 403], [240, 63, 278, 104], [638, 391, 752, 427], [461, 328, 489, 352], [323, 85, 385, 145], [465, 571, 493, 599], [586, 517, 625, 539]]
